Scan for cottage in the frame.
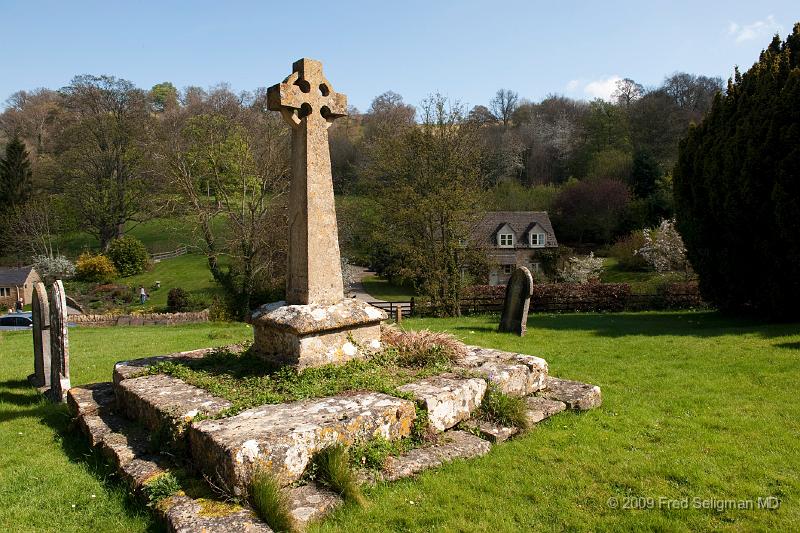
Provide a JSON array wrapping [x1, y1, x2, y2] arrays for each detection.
[[0, 267, 41, 309], [471, 211, 558, 285]]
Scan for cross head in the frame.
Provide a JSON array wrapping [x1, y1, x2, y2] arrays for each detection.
[[267, 58, 348, 127]]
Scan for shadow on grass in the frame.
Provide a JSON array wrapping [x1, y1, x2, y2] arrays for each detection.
[[445, 311, 800, 339], [0, 379, 163, 532], [773, 341, 800, 350]]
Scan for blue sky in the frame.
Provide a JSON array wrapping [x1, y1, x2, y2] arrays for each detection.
[[2, 1, 797, 111]]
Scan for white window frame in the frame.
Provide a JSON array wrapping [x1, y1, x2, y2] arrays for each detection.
[[529, 262, 542, 273], [0, 287, 9, 297], [502, 264, 514, 275], [529, 232, 546, 247], [498, 233, 514, 247]]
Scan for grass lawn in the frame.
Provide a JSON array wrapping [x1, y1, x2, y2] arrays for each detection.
[[0, 322, 252, 532], [2, 312, 799, 531], [600, 257, 660, 284], [122, 253, 221, 310], [361, 275, 415, 302]]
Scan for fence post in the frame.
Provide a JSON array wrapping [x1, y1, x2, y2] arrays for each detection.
[[395, 306, 402, 323], [410, 297, 415, 317]]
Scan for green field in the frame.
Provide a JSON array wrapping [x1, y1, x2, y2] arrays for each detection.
[[2, 312, 799, 531], [122, 253, 221, 310]]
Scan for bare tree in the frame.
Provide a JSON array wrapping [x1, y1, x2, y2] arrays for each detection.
[[490, 89, 519, 128], [158, 89, 290, 316], [612, 78, 644, 106]]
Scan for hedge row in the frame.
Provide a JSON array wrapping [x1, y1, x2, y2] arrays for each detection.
[[457, 282, 703, 314]]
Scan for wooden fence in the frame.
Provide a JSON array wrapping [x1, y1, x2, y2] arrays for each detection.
[[150, 245, 189, 262], [366, 300, 414, 319]]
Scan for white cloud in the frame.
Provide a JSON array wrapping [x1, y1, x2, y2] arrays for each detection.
[[728, 15, 782, 43], [565, 79, 580, 92], [584, 75, 622, 101]]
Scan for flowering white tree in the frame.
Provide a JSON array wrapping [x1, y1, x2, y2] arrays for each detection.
[[32, 254, 76, 281], [560, 252, 604, 283], [636, 219, 689, 274]]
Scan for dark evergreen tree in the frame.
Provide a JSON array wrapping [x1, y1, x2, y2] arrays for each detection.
[[0, 136, 33, 209], [630, 149, 662, 198], [674, 24, 800, 317]]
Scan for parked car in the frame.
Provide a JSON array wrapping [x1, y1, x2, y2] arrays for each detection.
[[0, 312, 33, 331]]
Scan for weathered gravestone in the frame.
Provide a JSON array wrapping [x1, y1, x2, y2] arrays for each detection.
[[47, 280, 71, 402], [28, 282, 51, 389], [498, 266, 534, 336], [251, 59, 386, 368]]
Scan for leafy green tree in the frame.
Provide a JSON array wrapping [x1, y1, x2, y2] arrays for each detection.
[[149, 82, 178, 112], [630, 149, 661, 198], [0, 136, 33, 209], [362, 94, 488, 316], [674, 25, 800, 317]]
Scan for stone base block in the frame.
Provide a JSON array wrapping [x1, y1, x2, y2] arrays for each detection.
[[188, 392, 415, 495], [397, 375, 487, 431], [251, 299, 386, 369], [461, 419, 519, 443]]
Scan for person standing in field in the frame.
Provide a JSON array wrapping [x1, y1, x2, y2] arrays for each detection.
[[139, 286, 148, 305]]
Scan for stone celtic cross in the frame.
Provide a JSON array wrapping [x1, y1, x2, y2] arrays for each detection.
[[268, 58, 348, 305]]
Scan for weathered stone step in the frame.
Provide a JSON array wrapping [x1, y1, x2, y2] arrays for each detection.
[[382, 430, 491, 481], [287, 483, 343, 527], [460, 419, 519, 443], [189, 392, 416, 495], [397, 375, 486, 431], [537, 377, 602, 411], [461, 346, 548, 396], [525, 396, 567, 425], [68, 383, 271, 532], [115, 374, 232, 434], [113, 347, 221, 385]]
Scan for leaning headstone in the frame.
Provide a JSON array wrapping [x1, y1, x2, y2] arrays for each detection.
[[28, 282, 51, 389], [251, 58, 386, 368], [48, 280, 71, 402], [498, 266, 533, 336]]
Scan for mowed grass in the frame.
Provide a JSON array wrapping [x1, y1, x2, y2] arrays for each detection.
[[2, 312, 799, 531], [360, 275, 415, 302], [0, 322, 252, 532], [313, 311, 800, 532], [122, 253, 221, 310]]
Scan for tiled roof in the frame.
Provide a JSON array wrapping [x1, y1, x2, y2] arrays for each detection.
[[471, 211, 558, 248], [0, 267, 34, 286]]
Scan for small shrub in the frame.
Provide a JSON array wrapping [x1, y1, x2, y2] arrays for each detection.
[[107, 235, 150, 277], [479, 387, 529, 430], [143, 472, 181, 506], [167, 288, 190, 312], [381, 325, 466, 367], [609, 231, 649, 271], [311, 444, 364, 505], [75, 252, 118, 283], [249, 467, 297, 533], [209, 297, 234, 322]]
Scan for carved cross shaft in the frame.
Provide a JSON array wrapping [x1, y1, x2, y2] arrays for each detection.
[[267, 58, 347, 305]]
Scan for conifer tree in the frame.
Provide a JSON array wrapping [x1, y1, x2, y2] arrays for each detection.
[[674, 24, 800, 317], [0, 136, 33, 209]]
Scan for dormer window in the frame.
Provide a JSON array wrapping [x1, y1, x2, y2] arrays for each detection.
[[530, 232, 546, 247], [498, 233, 514, 247]]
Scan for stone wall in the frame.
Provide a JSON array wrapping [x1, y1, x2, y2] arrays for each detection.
[[71, 310, 210, 327]]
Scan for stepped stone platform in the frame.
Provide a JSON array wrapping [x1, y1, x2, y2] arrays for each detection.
[[189, 392, 416, 494], [67, 382, 272, 532], [397, 375, 486, 431], [66, 344, 602, 531]]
